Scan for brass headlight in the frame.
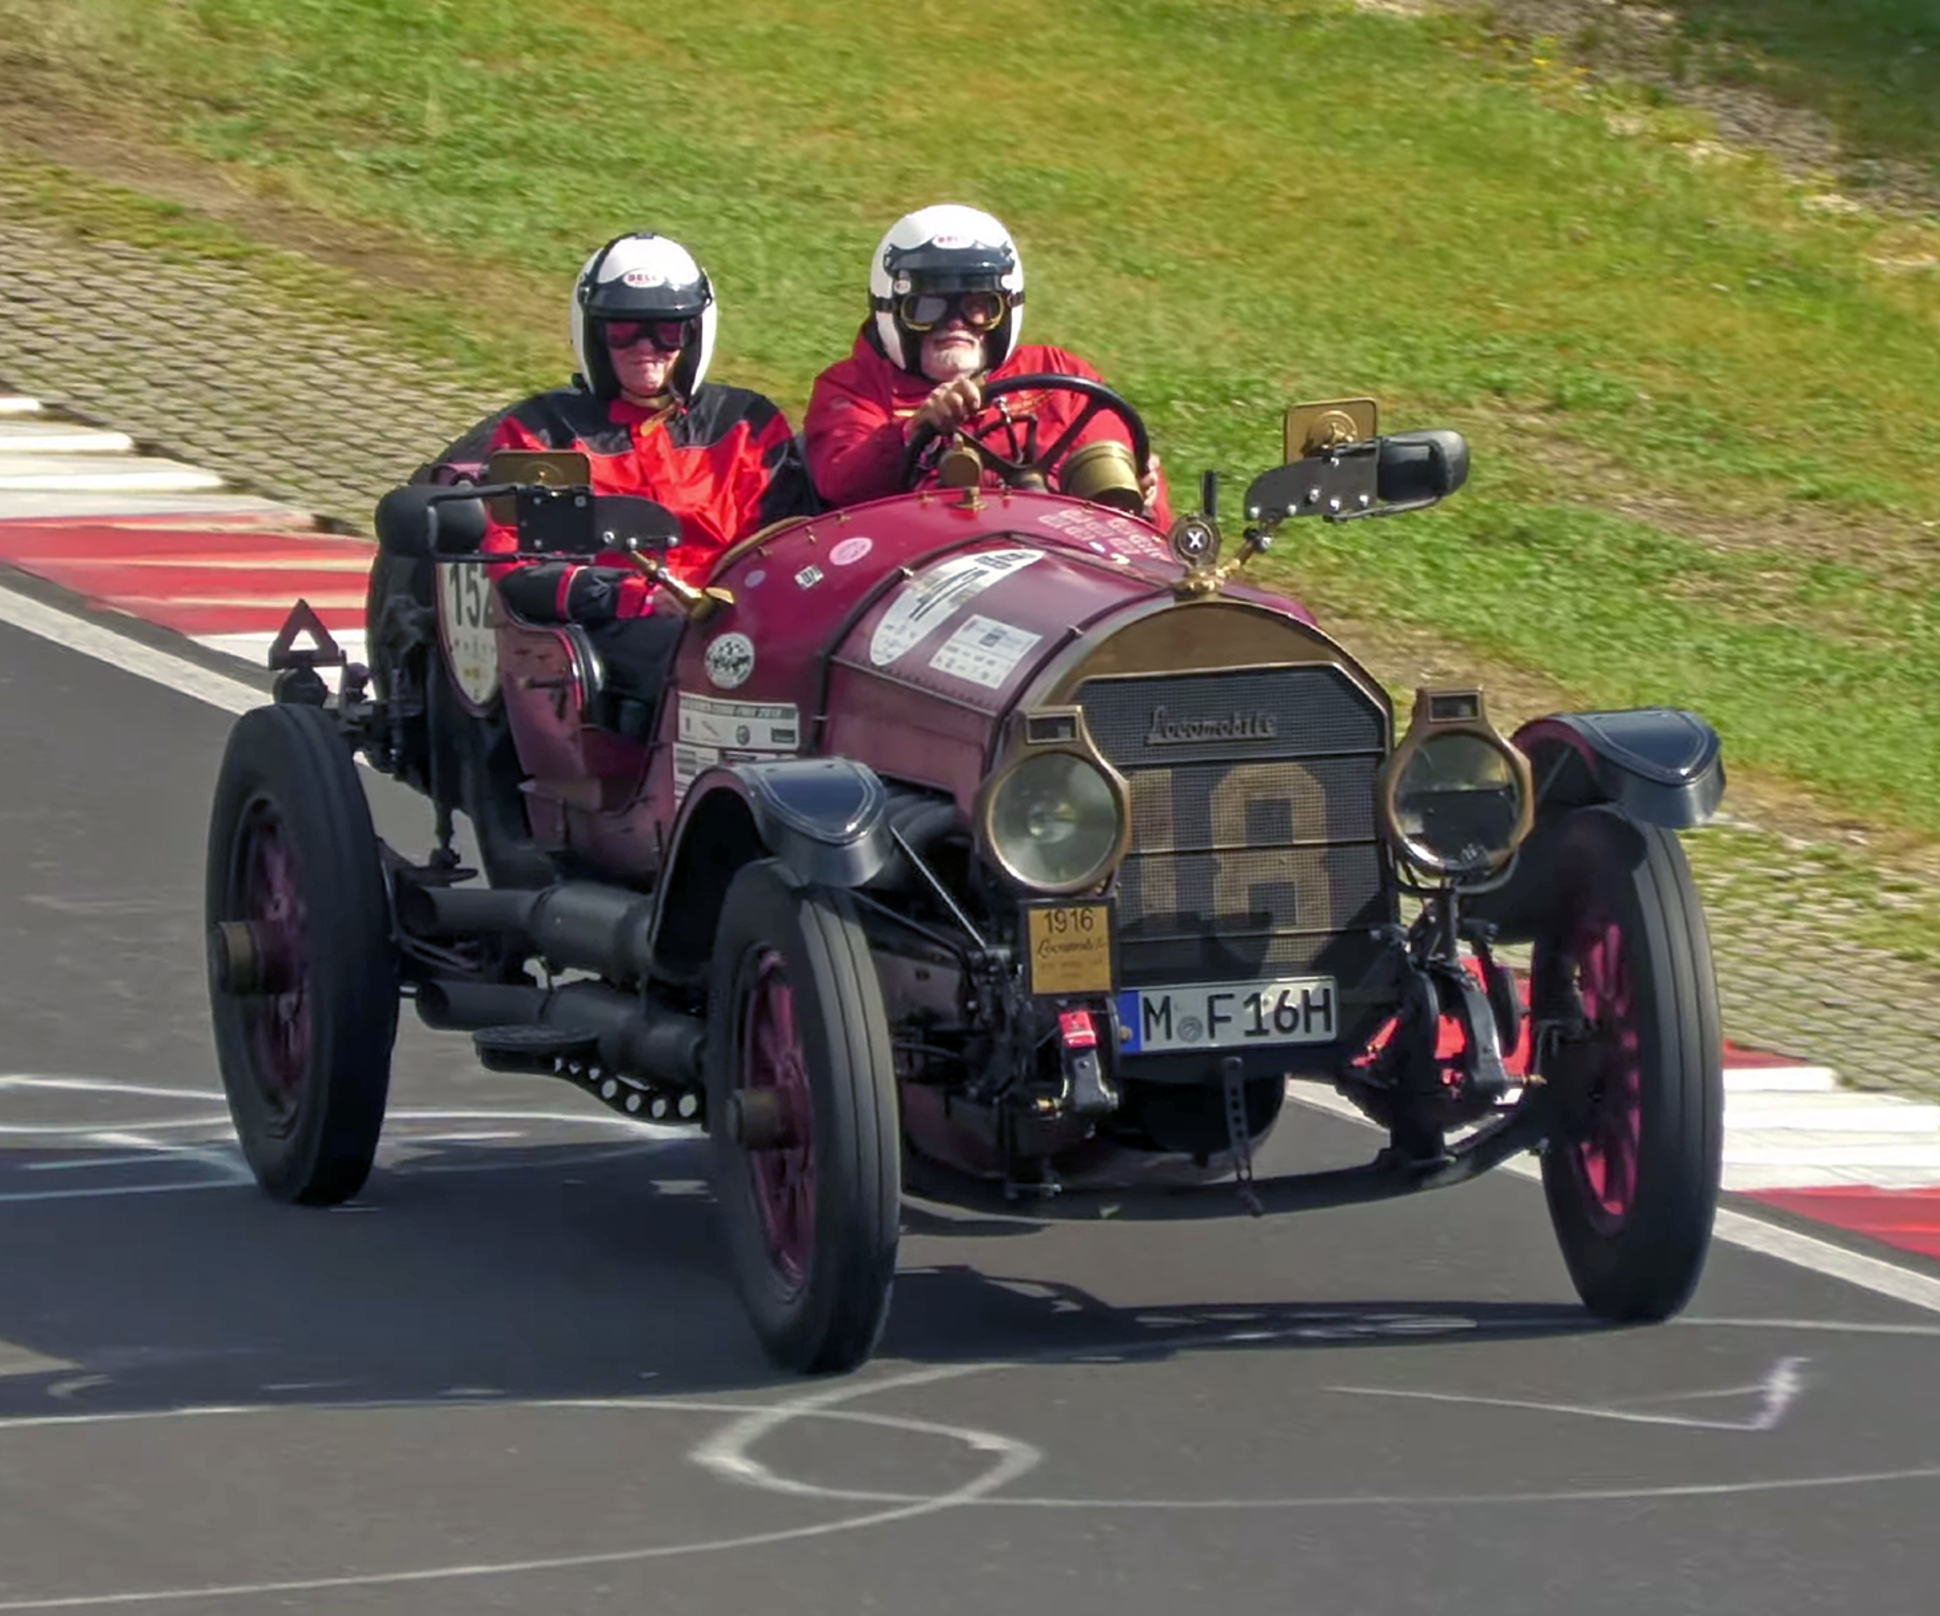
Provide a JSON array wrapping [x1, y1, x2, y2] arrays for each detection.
[[976, 709, 1131, 894], [1375, 687, 1534, 883]]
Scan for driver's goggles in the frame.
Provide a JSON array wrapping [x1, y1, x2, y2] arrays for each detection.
[[603, 317, 696, 352], [897, 289, 1008, 332]]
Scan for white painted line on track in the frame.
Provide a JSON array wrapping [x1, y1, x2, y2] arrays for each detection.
[[0, 1180, 245, 1206], [1287, 1088, 1940, 1317], [0, 1075, 223, 1101], [0, 582, 261, 713], [1708, 1205, 1940, 1315], [83, 1130, 253, 1184]]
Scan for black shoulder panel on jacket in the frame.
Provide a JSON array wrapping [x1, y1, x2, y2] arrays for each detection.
[[672, 383, 785, 449], [504, 388, 635, 456]]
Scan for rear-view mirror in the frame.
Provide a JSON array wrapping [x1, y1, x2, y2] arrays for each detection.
[[1376, 430, 1470, 504]]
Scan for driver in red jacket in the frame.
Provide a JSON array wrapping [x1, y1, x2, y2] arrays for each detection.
[[803, 204, 1171, 526]]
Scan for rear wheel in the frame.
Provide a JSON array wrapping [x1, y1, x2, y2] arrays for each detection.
[[1532, 806, 1722, 1321], [205, 704, 399, 1204], [705, 860, 900, 1374]]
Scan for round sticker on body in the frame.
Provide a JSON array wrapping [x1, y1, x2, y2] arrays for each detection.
[[704, 632, 756, 689], [829, 536, 873, 567]]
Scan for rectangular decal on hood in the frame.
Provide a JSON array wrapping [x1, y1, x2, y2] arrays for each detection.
[[677, 692, 800, 752], [673, 693, 801, 808], [868, 547, 1043, 667], [928, 614, 1043, 689]]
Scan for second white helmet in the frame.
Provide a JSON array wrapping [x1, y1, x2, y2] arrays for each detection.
[[868, 203, 1026, 375]]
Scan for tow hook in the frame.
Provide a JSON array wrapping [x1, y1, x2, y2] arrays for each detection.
[[1058, 1008, 1118, 1116]]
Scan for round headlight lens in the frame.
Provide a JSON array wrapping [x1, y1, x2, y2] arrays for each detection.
[[1391, 732, 1526, 876], [987, 752, 1123, 890]]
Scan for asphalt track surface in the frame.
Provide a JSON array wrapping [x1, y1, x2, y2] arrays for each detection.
[[3, 612, 1940, 1615]]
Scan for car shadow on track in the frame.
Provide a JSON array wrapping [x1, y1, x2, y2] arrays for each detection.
[[0, 1134, 1618, 1422]]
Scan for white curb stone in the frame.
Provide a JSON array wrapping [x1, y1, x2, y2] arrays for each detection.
[[0, 421, 138, 455], [0, 453, 228, 493]]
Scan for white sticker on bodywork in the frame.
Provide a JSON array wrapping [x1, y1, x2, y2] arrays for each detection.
[[672, 694, 802, 810], [928, 614, 1043, 689], [704, 631, 755, 688], [868, 547, 1042, 667], [673, 743, 718, 808], [677, 693, 801, 752]]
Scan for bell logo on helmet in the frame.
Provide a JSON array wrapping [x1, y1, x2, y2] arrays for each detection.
[[621, 268, 667, 287], [930, 234, 967, 249]]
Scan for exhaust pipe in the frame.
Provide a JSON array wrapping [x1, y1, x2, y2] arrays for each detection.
[[414, 977, 705, 1087], [398, 881, 659, 984]]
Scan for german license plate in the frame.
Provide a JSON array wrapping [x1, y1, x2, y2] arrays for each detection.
[[1024, 901, 1114, 996], [1116, 976, 1338, 1053]]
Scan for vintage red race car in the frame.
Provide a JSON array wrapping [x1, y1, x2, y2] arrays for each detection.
[[204, 380, 1729, 1374]]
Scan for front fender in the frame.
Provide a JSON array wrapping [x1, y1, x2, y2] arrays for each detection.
[[1514, 708, 1724, 830], [1463, 710, 1722, 946], [647, 757, 893, 981]]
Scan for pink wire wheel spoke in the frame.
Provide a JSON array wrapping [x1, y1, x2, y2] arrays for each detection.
[[740, 948, 816, 1285]]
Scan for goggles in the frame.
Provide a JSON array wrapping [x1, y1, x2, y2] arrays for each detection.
[[603, 317, 696, 352], [897, 288, 1009, 333]]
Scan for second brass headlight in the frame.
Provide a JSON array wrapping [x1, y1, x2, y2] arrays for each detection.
[[1376, 687, 1534, 883]]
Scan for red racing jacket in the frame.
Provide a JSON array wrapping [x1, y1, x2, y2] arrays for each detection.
[[803, 326, 1173, 527], [465, 382, 817, 617]]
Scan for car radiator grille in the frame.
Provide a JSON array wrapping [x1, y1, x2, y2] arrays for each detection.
[[1077, 666, 1394, 990]]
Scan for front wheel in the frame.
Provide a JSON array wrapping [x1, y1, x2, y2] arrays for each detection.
[[1532, 806, 1723, 1321], [205, 703, 399, 1204], [705, 860, 901, 1374]]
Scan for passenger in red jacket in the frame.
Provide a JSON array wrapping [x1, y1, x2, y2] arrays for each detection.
[[804, 204, 1170, 526], [455, 230, 816, 630], [417, 231, 817, 722]]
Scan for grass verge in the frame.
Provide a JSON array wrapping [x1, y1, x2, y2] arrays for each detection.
[[0, 0, 1936, 865]]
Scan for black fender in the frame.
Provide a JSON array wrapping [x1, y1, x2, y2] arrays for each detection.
[[648, 757, 894, 981], [1513, 708, 1724, 830], [1465, 708, 1721, 945]]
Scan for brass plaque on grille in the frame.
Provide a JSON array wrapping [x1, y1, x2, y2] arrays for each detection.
[[1024, 902, 1116, 996]]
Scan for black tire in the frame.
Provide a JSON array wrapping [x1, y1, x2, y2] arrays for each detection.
[[205, 703, 399, 1204], [1532, 806, 1723, 1321], [705, 859, 900, 1374]]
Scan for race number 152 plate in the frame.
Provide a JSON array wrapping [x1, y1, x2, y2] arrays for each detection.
[[1024, 902, 1114, 996]]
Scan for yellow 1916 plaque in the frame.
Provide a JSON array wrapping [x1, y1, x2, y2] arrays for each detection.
[[1024, 902, 1115, 996]]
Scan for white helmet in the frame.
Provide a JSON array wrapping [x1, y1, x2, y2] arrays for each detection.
[[570, 231, 718, 403], [868, 203, 1026, 375]]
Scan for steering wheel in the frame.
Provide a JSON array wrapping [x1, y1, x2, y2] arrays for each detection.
[[898, 372, 1152, 496]]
